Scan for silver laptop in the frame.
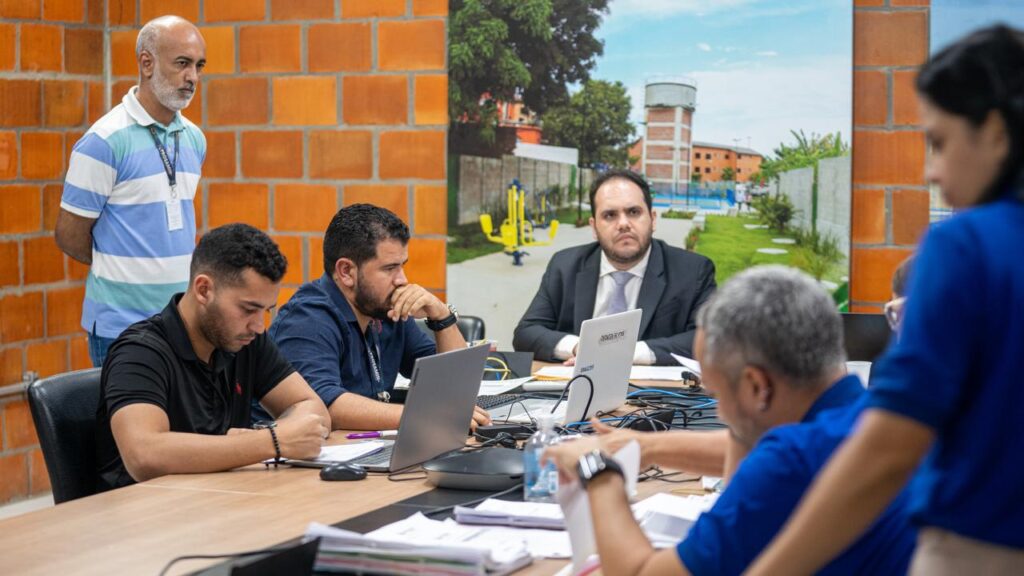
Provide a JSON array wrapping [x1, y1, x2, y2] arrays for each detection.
[[345, 343, 490, 472], [489, 309, 642, 425]]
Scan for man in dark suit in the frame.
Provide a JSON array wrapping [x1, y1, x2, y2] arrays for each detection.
[[513, 170, 716, 365]]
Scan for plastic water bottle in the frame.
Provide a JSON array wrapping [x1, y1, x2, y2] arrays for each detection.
[[523, 413, 559, 502]]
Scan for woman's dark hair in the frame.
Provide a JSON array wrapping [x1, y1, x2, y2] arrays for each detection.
[[323, 204, 410, 276], [892, 255, 914, 299], [589, 169, 654, 212], [190, 223, 287, 284], [917, 24, 1024, 201]]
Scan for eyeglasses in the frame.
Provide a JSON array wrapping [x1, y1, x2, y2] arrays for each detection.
[[884, 296, 906, 331]]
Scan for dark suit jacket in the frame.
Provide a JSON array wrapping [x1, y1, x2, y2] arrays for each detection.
[[513, 239, 716, 365]]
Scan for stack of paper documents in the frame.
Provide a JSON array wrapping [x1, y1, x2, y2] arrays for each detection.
[[632, 492, 719, 547], [307, 513, 533, 575], [284, 440, 390, 467], [454, 499, 565, 529]]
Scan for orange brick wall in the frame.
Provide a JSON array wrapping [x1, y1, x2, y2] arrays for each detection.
[[0, 0, 449, 504], [0, 0, 106, 503], [850, 0, 929, 312]]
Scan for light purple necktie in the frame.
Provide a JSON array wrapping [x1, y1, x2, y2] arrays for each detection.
[[605, 271, 633, 316]]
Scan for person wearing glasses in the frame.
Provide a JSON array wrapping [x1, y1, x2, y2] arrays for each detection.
[[749, 25, 1024, 575]]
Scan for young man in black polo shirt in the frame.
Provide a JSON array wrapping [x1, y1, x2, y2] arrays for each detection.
[[95, 224, 330, 491]]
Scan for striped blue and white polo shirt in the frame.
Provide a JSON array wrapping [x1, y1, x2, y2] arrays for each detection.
[[61, 87, 206, 339]]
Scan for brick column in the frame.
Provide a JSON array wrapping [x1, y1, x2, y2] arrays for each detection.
[[850, 0, 930, 311]]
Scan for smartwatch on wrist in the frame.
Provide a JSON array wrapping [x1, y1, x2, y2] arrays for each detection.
[[576, 449, 624, 490], [425, 303, 459, 332]]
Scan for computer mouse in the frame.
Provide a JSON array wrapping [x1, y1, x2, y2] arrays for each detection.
[[319, 462, 367, 481]]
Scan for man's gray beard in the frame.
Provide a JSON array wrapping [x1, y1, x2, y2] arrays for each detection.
[[152, 67, 193, 112]]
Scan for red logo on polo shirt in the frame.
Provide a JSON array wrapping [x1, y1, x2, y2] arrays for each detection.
[[235, 382, 242, 395]]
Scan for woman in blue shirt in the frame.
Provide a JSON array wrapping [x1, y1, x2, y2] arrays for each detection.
[[748, 24, 1024, 575]]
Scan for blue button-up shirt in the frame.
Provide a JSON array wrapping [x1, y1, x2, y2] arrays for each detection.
[[257, 274, 436, 421], [867, 194, 1024, 547], [676, 376, 915, 575]]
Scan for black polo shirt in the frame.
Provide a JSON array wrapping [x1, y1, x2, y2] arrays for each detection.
[[94, 294, 295, 491]]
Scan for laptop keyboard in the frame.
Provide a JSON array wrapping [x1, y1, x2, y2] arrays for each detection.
[[350, 444, 393, 467], [476, 393, 519, 410]]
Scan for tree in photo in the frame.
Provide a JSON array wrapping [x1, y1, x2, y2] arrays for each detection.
[[542, 79, 636, 222], [543, 79, 636, 168], [449, 0, 610, 144], [759, 129, 849, 181]]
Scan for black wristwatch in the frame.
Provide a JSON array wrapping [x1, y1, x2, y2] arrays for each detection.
[[425, 303, 459, 332], [576, 449, 624, 490]]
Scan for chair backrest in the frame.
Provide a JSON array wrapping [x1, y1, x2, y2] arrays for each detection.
[[841, 313, 893, 362], [456, 315, 486, 342], [27, 368, 102, 504], [415, 315, 486, 343]]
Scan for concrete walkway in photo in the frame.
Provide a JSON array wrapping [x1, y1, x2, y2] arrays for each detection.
[[447, 210, 693, 351]]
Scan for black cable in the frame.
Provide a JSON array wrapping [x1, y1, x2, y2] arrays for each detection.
[[421, 482, 525, 517], [549, 373, 594, 421], [499, 398, 536, 424], [157, 545, 301, 576]]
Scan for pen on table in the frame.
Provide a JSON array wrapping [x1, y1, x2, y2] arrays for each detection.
[[346, 430, 398, 439]]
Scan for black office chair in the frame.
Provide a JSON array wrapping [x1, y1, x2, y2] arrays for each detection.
[[27, 368, 102, 504], [841, 313, 893, 362], [415, 315, 486, 343]]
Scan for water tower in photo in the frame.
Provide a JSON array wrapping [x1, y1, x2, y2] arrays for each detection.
[[641, 77, 697, 197]]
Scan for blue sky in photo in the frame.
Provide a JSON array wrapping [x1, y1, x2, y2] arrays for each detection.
[[932, 0, 1024, 52], [586, 0, 852, 157]]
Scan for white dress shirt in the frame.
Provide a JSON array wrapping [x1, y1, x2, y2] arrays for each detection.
[[553, 246, 658, 365]]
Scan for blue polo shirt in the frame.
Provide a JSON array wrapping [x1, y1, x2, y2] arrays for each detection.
[[866, 193, 1024, 548], [677, 376, 914, 575], [257, 274, 436, 421]]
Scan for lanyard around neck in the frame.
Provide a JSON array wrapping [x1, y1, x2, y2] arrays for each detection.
[[148, 126, 180, 196]]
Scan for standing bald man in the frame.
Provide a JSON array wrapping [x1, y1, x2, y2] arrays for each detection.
[[56, 16, 207, 366]]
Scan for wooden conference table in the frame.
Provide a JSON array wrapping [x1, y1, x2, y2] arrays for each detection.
[[0, 373, 706, 575]]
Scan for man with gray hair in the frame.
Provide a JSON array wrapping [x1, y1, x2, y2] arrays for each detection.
[[545, 265, 915, 575], [56, 15, 206, 366]]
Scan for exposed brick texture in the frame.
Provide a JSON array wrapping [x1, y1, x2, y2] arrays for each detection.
[[343, 76, 407, 125], [272, 76, 337, 126], [414, 75, 447, 126], [308, 23, 371, 72], [240, 130, 303, 179], [378, 20, 446, 71], [344, 184, 409, 221], [850, 3, 930, 311]]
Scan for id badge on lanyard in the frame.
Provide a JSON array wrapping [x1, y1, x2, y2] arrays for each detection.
[[149, 126, 183, 232], [366, 326, 390, 403]]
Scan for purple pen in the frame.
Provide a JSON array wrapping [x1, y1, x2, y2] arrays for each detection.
[[346, 431, 381, 439], [346, 430, 398, 440]]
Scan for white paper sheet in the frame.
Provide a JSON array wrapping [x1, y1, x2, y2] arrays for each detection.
[[671, 353, 703, 376], [535, 365, 689, 381], [478, 376, 534, 396], [556, 440, 642, 571], [313, 440, 391, 463], [455, 499, 565, 529], [632, 492, 719, 522], [307, 514, 535, 574]]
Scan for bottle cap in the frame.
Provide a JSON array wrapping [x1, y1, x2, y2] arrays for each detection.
[[535, 413, 555, 431]]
